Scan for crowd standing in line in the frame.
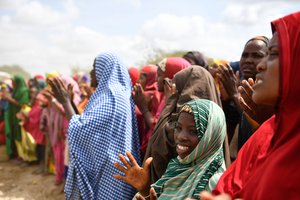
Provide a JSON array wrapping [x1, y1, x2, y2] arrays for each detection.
[[0, 11, 299, 200]]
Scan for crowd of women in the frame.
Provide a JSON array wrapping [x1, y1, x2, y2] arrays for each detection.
[[0, 11, 299, 199]]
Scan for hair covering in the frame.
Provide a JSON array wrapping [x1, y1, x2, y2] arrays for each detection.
[[5, 75, 29, 157], [64, 52, 141, 199], [128, 67, 140, 87], [183, 51, 208, 68], [46, 71, 60, 79], [245, 36, 270, 46], [60, 76, 81, 106], [152, 99, 226, 199], [136, 65, 163, 157], [157, 57, 191, 79], [144, 65, 222, 183], [214, 11, 300, 199]]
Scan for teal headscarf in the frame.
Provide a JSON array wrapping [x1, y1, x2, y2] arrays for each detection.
[[152, 99, 226, 199]]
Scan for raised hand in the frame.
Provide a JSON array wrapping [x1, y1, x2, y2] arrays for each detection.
[[217, 64, 239, 100], [238, 79, 274, 125], [163, 78, 176, 101], [132, 83, 150, 113], [113, 151, 153, 195], [47, 77, 70, 104]]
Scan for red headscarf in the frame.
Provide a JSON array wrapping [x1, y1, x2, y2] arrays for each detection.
[[136, 65, 163, 158], [128, 67, 140, 87], [213, 12, 300, 199], [157, 57, 191, 79]]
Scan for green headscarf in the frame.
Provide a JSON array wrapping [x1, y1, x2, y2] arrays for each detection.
[[5, 75, 29, 156], [152, 99, 226, 199]]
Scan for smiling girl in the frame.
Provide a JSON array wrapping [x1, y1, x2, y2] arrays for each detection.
[[114, 99, 226, 199]]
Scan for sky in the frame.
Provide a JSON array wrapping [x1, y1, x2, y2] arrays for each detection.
[[0, 0, 299, 76]]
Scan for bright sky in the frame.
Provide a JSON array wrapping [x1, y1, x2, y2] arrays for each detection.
[[0, 0, 299, 76]]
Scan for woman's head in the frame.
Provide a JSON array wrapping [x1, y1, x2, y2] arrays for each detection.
[[240, 36, 269, 80], [252, 33, 279, 106], [138, 65, 157, 90], [183, 51, 208, 68], [156, 57, 190, 92], [174, 99, 226, 161]]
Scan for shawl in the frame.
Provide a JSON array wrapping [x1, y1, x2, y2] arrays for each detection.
[[23, 101, 45, 145], [153, 99, 226, 199], [129, 67, 140, 87], [144, 65, 222, 183], [157, 57, 191, 79], [136, 65, 163, 157], [242, 11, 300, 200], [214, 12, 300, 199], [64, 52, 141, 200], [5, 75, 29, 156]]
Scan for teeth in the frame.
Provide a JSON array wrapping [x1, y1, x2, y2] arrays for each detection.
[[177, 145, 189, 151]]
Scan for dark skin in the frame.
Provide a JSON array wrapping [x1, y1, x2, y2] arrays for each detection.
[[113, 151, 153, 197], [238, 79, 274, 129], [132, 83, 153, 129], [217, 64, 242, 112], [46, 77, 77, 120]]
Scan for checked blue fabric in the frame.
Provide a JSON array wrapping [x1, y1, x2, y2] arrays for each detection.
[[64, 52, 141, 199]]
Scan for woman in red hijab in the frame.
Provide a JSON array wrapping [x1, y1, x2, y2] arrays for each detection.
[[201, 11, 300, 200], [133, 65, 163, 159]]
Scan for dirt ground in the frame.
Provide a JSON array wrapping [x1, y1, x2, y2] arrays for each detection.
[[0, 160, 65, 200]]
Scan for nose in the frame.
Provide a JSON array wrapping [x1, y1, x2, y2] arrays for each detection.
[[256, 57, 267, 72], [176, 129, 189, 142]]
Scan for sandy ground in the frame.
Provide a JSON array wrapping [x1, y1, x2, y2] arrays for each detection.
[[0, 161, 65, 200]]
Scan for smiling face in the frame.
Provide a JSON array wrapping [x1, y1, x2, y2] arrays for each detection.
[[174, 111, 199, 159], [252, 32, 279, 106], [240, 40, 267, 80]]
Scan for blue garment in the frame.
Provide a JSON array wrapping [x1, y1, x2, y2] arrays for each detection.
[[65, 52, 141, 199]]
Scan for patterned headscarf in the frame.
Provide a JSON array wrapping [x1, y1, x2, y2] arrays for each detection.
[[152, 99, 226, 199], [65, 52, 141, 199]]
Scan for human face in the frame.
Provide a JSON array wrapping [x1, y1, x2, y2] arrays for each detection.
[[29, 87, 38, 101], [240, 40, 267, 80], [252, 32, 279, 106], [137, 73, 147, 89], [90, 60, 97, 88], [157, 67, 165, 92], [174, 112, 199, 159]]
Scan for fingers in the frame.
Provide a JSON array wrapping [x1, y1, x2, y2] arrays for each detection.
[[118, 154, 132, 169], [126, 151, 138, 166], [241, 80, 254, 95], [113, 174, 126, 182], [113, 161, 127, 174], [135, 194, 146, 200], [199, 191, 214, 200], [247, 78, 254, 86], [149, 187, 158, 200], [239, 97, 254, 117], [143, 157, 153, 172]]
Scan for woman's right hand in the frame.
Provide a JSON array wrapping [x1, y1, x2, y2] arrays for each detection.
[[113, 151, 153, 194], [47, 77, 71, 105]]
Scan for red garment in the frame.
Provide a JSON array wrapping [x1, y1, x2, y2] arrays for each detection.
[[213, 115, 276, 197], [136, 65, 163, 158], [0, 121, 5, 144], [163, 57, 191, 79], [128, 67, 140, 87], [214, 12, 300, 199], [23, 102, 45, 145]]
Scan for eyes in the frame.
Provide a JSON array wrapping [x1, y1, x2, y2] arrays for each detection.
[[241, 52, 265, 59], [175, 123, 197, 136]]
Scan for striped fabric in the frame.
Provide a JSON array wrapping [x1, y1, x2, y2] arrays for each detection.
[[64, 53, 141, 199], [152, 99, 226, 199]]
